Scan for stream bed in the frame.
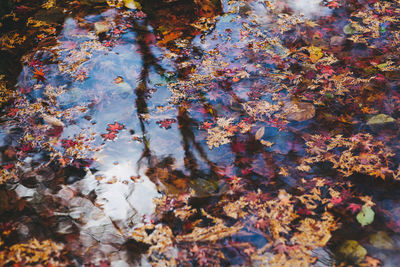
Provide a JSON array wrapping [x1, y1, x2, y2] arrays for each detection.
[[0, 0, 400, 266]]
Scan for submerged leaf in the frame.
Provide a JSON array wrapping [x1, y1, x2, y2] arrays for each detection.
[[339, 240, 367, 263], [286, 101, 315, 121], [369, 231, 394, 250], [367, 114, 395, 125]]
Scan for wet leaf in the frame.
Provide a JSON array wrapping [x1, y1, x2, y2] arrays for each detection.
[[307, 45, 323, 63], [42, 114, 65, 127], [367, 114, 395, 125], [343, 23, 357, 35], [124, 0, 141, 9], [339, 240, 367, 263], [255, 127, 264, 140], [357, 205, 375, 227], [260, 140, 274, 147], [369, 231, 394, 250], [94, 21, 111, 35], [286, 101, 315, 121], [106, 122, 124, 132]]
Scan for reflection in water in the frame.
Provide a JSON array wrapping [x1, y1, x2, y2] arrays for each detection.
[[9, 1, 224, 265], [1, 0, 400, 266]]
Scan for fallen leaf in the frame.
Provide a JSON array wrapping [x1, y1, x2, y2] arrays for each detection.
[[42, 114, 65, 127], [286, 101, 315, 121], [308, 45, 323, 63], [367, 114, 395, 125], [357, 205, 375, 227], [369, 231, 394, 250], [339, 240, 367, 263], [255, 127, 264, 140]]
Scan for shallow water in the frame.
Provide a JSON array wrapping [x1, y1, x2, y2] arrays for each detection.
[[0, 0, 400, 266]]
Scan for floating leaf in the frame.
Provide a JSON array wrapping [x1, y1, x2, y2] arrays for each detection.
[[356, 205, 374, 226], [255, 127, 264, 140], [107, 122, 124, 132], [260, 140, 274, 147], [367, 114, 395, 125], [42, 114, 65, 127]]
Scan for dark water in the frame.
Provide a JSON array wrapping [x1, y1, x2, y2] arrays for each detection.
[[0, 0, 400, 266]]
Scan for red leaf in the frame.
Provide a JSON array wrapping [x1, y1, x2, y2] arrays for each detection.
[[106, 122, 124, 132], [33, 67, 46, 83], [20, 143, 32, 152], [3, 163, 14, 170], [157, 119, 176, 129], [298, 207, 312, 215], [201, 121, 213, 130], [102, 131, 118, 141], [348, 203, 362, 213], [331, 196, 343, 205]]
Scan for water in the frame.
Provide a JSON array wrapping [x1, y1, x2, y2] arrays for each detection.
[[0, 0, 400, 266]]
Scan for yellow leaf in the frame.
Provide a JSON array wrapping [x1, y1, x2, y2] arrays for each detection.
[[308, 45, 323, 63], [260, 140, 274, 147], [124, 0, 141, 9]]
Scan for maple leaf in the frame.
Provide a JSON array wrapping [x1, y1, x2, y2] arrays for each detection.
[[2, 163, 14, 170], [58, 157, 70, 167], [102, 131, 118, 141], [19, 86, 32, 94], [326, 1, 340, 8], [7, 108, 18, 117], [28, 59, 41, 67], [321, 65, 335, 76], [33, 67, 46, 83], [104, 40, 115, 47], [201, 121, 213, 130], [112, 28, 125, 35], [134, 10, 147, 19], [62, 139, 78, 148], [348, 203, 362, 213], [106, 122, 124, 132], [331, 196, 343, 205], [298, 207, 312, 215], [75, 71, 88, 82], [157, 119, 176, 129], [20, 143, 32, 152]]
